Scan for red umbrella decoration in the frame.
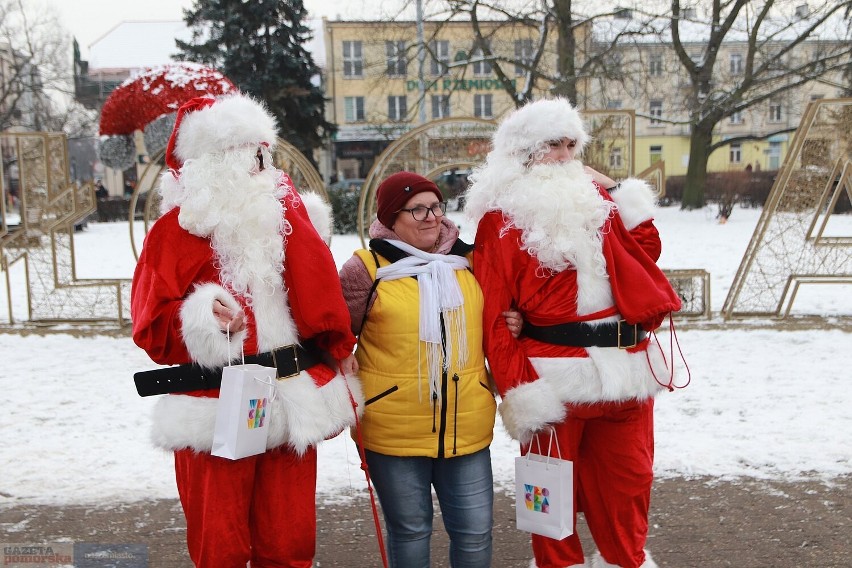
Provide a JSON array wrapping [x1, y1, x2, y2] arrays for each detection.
[[98, 62, 236, 170]]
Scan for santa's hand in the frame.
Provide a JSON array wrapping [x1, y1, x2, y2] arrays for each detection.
[[213, 300, 246, 333], [339, 354, 359, 377], [583, 165, 616, 189]]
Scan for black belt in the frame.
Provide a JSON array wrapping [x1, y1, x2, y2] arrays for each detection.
[[133, 343, 322, 397], [522, 320, 646, 349]]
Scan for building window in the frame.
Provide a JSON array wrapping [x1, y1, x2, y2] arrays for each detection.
[[515, 39, 534, 76], [649, 100, 663, 126], [649, 54, 663, 77], [729, 52, 743, 75], [386, 41, 407, 77], [387, 95, 407, 121], [610, 147, 623, 169], [768, 140, 782, 170], [606, 99, 623, 109], [431, 94, 450, 119], [345, 96, 365, 122], [730, 142, 742, 163], [430, 40, 450, 75], [474, 94, 493, 118], [649, 145, 663, 164], [472, 45, 492, 76], [730, 111, 744, 124], [343, 41, 363, 77], [769, 101, 783, 122]]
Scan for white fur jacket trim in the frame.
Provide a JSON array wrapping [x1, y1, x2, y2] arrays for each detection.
[[150, 370, 364, 455], [299, 192, 333, 243], [499, 344, 670, 444]]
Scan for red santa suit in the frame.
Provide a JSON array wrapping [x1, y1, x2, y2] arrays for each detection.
[[465, 98, 682, 568], [131, 95, 362, 568]]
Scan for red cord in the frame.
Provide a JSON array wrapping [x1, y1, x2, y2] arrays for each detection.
[[346, 386, 389, 568], [647, 313, 691, 390]]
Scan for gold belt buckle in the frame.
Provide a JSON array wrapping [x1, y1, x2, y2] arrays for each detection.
[[272, 344, 300, 379], [617, 320, 638, 349]]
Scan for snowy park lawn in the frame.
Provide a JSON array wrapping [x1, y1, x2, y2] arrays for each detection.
[[1, 205, 850, 507]]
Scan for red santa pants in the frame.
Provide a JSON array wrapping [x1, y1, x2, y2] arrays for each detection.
[[529, 398, 655, 568], [174, 446, 318, 568]]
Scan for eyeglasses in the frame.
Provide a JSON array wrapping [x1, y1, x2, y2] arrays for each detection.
[[397, 202, 447, 221]]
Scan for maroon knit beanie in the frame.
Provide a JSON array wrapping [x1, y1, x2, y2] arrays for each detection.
[[376, 171, 443, 229]]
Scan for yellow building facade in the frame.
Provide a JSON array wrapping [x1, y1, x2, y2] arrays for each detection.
[[322, 18, 564, 179], [590, 39, 846, 177]]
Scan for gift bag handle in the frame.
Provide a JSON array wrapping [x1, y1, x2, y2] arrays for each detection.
[[225, 323, 246, 365], [526, 426, 563, 469], [226, 324, 275, 400]]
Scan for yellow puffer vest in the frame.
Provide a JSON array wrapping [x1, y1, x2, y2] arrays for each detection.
[[353, 248, 496, 458]]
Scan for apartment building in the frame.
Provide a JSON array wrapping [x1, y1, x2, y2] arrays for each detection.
[[322, 18, 569, 179], [586, 13, 849, 176]]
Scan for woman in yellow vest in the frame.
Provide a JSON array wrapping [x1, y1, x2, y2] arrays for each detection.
[[339, 171, 520, 568]]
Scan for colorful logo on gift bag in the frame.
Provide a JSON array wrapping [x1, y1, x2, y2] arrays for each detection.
[[524, 484, 550, 513], [247, 398, 267, 429]]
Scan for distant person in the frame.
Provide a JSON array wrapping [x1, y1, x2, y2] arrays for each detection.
[[94, 180, 108, 200], [464, 97, 683, 568]]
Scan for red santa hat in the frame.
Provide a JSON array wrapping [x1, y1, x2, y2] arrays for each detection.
[[491, 97, 588, 159], [165, 93, 279, 172], [376, 171, 443, 229]]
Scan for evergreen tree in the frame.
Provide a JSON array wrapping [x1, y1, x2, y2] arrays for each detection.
[[175, 0, 333, 162]]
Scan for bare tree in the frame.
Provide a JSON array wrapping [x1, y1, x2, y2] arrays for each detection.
[[438, 0, 658, 106], [662, 0, 852, 208], [0, 0, 84, 133], [430, 1, 850, 210]]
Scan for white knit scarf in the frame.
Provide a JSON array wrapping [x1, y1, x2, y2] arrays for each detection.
[[375, 239, 470, 403]]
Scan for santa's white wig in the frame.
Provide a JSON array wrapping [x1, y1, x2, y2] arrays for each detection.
[[492, 97, 589, 162], [465, 97, 591, 228]]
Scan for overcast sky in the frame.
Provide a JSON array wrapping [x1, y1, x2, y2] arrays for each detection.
[[53, 0, 391, 54]]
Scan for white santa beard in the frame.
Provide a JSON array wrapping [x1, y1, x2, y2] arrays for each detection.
[[493, 161, 617, 315], [173, 152, 299, 349]]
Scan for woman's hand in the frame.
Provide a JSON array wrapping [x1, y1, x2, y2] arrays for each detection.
[[503, 310, 524, 339], [213, 299, 246, 334]]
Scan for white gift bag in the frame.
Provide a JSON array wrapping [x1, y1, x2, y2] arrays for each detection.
[[211, 363, 276, 460], [515, 428, 574, 540]]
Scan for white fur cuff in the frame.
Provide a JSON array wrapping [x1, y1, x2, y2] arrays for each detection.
[[610, 178, 656, 230], [179, 283, 246, 369], [499, 380, 569, 445]]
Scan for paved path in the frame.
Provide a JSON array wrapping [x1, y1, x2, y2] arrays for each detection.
[[1, 476, 848, 567]]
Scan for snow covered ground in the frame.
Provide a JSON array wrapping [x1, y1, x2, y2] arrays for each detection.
[[0, 205, 850, 508]]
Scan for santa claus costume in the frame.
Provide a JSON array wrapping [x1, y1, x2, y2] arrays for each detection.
[[464, 98, 683, 568], [131, 94, 363, 568]]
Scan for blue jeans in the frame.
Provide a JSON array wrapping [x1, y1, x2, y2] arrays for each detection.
[[365, 447, 494, 568]]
